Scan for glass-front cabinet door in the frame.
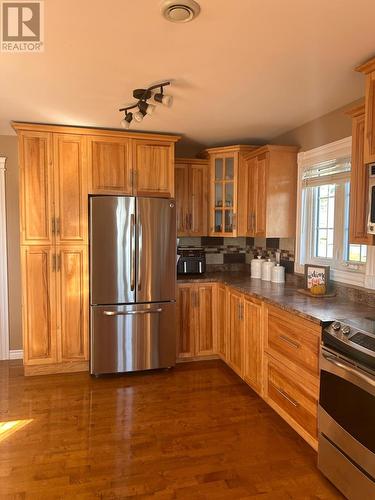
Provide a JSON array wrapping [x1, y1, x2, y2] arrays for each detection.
[[211, 153, 238, 236]]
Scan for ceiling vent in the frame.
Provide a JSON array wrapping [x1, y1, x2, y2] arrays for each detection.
[[160, 0, 200, 23]]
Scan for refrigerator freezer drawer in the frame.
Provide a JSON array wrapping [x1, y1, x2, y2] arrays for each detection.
[[90, 303, 176, 375]]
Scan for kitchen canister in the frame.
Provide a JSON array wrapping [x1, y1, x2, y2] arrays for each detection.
[[271, 264, 285, 284], [251, 256, 264, 279], [261, 259, 275, 281]]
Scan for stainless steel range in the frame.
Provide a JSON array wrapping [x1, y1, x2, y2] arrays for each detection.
[[319, 318, 375, 499]]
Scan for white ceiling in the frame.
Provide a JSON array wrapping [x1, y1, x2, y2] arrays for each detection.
[[0, 0, 374, 151]]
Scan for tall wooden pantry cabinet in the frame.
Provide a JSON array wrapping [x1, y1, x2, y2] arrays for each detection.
[[13, 122, 179, 375]]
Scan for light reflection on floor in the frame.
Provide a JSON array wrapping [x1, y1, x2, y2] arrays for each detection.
[[0, 419, 33, 442]]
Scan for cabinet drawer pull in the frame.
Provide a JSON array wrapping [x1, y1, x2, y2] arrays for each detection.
[[274, 385, 299, 407], [279, 335, 300, 349]]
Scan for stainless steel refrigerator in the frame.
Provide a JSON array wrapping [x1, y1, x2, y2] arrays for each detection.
[[89, 196, 176, 375]]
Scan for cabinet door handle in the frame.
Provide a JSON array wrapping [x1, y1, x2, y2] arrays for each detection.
[[56, 217, 60, 235], [57, 252, 61, 272], [189, 213, 192, 230], [274, 385, 299, 407], [279, 335, 300, 349], [130, 213, 135, 291], [185, 214, 189, 231], [51, 217, 55, 235], [52, 254, 56, 272], [129, 169, 133, 187], [252, 213, 256, 232]]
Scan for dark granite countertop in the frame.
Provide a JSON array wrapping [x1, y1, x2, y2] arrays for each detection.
[[177, 272, 375, 326]]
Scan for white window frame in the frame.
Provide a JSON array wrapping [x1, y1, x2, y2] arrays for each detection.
[[295, 137, 375, 289]]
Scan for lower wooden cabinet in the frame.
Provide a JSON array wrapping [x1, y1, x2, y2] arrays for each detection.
[[264, 305, 320, 449], [57, 246, 89, 362], [227, 288, 244, 377], [243, 296, 263, 395], [21, 245, 89, 375], [216, 284, 227, 359], [21, 246, 57, 366], [176, 283, 215, 360], [176, 281, 321, 449], [265, 354, 319, 447]]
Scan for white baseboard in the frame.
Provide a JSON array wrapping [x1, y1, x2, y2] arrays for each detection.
[[9, 349, 23, 360]]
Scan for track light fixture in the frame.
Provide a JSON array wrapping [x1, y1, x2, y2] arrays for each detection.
[[120, 111, 133, 129], [119, 81, 172, 128]]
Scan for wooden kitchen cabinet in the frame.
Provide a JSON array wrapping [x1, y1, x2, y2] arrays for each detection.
[[21, 245, 88, 375], [243, 296, 263, 395], [227, 288, 244, 376], [176, 283, 215, 360], [347, 104, 374, 245], [265, 354, 318, 442], [57, 246, 89, 362], [54, 134, 88, 244], [356, 57, 375, 164], [175, 158, 209, 236], [88, 136, 132, 195], [18, 131, 54, 246], [133, 139, 175, 197], [14, 122, 180, 375], [205, 145, 256, 237], [216, 284, 227, 360], [20, 246, 57, 366], [241, 145, 298, 238], [264, 304, 320, 449]]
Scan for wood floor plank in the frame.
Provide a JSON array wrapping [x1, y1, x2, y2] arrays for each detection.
[[0, 359, 342, 499]]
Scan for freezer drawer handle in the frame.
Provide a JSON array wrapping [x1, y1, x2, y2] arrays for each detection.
[[103, 308, 163, 316]]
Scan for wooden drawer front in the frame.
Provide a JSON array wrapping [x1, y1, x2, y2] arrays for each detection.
[[267, 309, 320, 375], [267, 357, 317, 438]]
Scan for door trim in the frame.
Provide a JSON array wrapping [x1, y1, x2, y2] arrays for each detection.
[[0, 157, 9, 360]]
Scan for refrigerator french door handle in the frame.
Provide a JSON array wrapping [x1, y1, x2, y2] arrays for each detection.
[[130, 213, 135, 291], [137, 219, 143, 291], [103, 308, 162, 316]]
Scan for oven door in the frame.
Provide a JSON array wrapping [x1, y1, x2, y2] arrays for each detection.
[[318, 348, 375, 497]]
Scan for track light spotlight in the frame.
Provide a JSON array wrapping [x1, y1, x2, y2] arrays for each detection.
[[133, 109, 147, 122], [154, 91, 173, 107], [121, 112, 133, 129], [119, 81, 172, 127], [138, 100, 156, 115]]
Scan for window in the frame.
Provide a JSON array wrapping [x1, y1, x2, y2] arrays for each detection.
[[298, 140, 367, 283]]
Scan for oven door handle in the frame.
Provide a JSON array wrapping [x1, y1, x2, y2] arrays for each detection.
[[322, 352, 375, 390]]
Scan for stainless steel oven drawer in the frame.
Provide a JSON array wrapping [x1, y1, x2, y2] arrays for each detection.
[[318, 433, 375, 500]]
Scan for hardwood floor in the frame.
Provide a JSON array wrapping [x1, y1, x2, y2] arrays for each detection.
[[0, 359, 342, 499]]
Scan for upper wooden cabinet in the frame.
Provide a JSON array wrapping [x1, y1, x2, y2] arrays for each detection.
[[18, 131, 54, 245], [204, 145, 256, 237], [133, 139, 175, 197], [175, 158, 209, 237], [204, 144, 297, 237], [347, 104, 374, 245], [241, 145, 298, 238], [356, 57, 375, 164], [88, 136, 132, 195], [54, 134, 88, 244]]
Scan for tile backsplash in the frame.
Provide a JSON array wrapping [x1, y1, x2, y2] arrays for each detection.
[[178, 236, 295, 272]]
